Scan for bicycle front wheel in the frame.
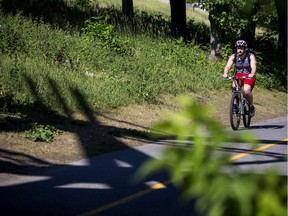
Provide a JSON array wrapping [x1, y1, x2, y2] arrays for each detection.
[[230, 93, 241, 130], [243, 100, 251, 128]]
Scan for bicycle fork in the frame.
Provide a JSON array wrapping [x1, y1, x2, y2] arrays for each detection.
[[240, 97, 246, 115], [234, 91, 245, 115]]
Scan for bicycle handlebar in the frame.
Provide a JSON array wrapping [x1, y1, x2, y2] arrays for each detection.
[[225, 75, 249, 80]]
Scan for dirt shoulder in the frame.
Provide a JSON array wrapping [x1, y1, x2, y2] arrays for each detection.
[[0, 89, 287, 174]]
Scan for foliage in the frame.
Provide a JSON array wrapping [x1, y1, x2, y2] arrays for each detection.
[[0, 0, 285, 114], [0, 22, 27, 55], [253, 0, 278, 31], [0, 88, 14, 112], [74, 0, 91, 8], [82, 15, 132, 54], [187, 19, 210, 45], [203, 0, 278, 44], [252, 33, 287, 90], [26, 122, 62, 142], [203, 0, 241, 44], [138, 96, 287, 216]]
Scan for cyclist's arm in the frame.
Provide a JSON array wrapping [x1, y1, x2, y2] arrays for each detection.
[[249, 54, 256, 77], [223, 54, 234, 78]]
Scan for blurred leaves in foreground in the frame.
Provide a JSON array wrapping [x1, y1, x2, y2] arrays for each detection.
[[138, 96, 287, 216]]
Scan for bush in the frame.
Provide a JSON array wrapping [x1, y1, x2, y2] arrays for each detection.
[[0, 22, 27, 55], [26, 123, 62, 142], [82, 16, 132, 55]]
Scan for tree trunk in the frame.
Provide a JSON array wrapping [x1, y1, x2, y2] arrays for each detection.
[[169, 0, 187, 38], [122, 0, 133, 18], [209, 13, 223, 60], [275, 0, 287, 54]]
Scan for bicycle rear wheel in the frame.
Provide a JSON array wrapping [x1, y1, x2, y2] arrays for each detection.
[[243, 100, 251, 128], [230, 93, 241, 130]]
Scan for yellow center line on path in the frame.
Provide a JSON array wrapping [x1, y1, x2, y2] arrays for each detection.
[[79, 180, 171, 216], [229, 138, 288, 162], [79, 138, 287, 216]]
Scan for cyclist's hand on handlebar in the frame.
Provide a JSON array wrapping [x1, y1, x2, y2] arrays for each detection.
[[248, 74, 255, 78], [223, 74, 228, 78]]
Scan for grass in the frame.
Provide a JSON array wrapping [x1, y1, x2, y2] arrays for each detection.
[[0, 88, 286, 165], [0, 0, 281, 115], [0, 0, 286, 170], [0, 3, 286, 212], [0, 6, 218, 114], [0, 0, 286, 115], [94, 0, 209, 23]]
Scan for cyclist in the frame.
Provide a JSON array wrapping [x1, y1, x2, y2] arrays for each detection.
[[223, 40, 256, 117]]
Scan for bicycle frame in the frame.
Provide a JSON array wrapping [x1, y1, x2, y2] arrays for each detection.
[[227, 75, 251, 130], [231, 76, 246, 115]]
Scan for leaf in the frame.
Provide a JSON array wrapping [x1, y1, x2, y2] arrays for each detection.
[[138, 96, 286, 216]]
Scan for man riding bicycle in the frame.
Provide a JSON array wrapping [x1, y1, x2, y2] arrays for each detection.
[[223, 40, 256, 117]]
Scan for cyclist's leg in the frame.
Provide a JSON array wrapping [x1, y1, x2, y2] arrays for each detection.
[[243, 84, 253, 106], [243, 76, 256, 107], [243, 84, 255, 117], [243, 77, 256, 117]]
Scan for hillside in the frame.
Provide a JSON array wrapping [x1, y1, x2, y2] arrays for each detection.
[[0, 0, 286, 172]]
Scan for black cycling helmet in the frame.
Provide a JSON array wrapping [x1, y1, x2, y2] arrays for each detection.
[[235, 40, 247, 47]]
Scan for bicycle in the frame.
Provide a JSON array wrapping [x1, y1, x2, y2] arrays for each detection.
[[226, 75, 252, 130]]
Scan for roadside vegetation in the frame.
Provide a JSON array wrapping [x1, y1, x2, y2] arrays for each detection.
[[0, 0, 285, 115], [0, 1, 286, 215]]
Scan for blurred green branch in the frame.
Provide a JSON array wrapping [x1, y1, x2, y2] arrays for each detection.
[[138, 96, 286, 216]]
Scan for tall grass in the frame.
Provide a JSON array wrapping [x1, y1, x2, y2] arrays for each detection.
[[0, 9, 219, 113], [0, 0, 285, 114]]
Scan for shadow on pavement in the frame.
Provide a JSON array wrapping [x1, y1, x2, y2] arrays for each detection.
[[249, 125, 285, 130]]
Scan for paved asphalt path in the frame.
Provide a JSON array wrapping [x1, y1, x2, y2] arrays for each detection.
[[0, 117, 287, 216]]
